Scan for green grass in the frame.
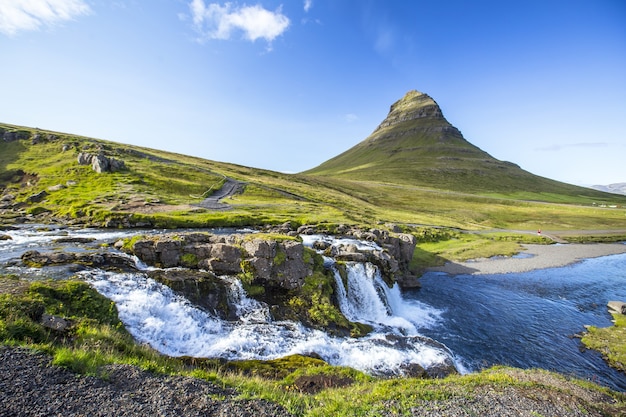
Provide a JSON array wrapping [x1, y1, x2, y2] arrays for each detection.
[[2, 122, 625, 235], [582, 313, 626, 373]]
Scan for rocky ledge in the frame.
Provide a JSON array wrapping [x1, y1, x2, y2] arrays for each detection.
[[119, 228, 418, 290]]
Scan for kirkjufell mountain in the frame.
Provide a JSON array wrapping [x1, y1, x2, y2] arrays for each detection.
[[304, 90, 607, 197]]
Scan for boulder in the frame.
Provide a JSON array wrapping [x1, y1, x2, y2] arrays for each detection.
[[91, 154, 110, 173], [77, 152, 92, 165], [146, 269, 231, 317], [608, 301, 626, 315], [154, 240, 181, 268]]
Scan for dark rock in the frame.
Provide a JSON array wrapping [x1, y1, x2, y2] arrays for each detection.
[[40, 314, 72, 332], [154, 240, 181, 268], [27, 190, 48, 203], [147, 269, 231, 317], [0, 234, 11, 241], [52, 237, 96, 244]]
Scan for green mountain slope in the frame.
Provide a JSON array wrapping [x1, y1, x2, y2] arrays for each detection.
[[1, 119, 625, 235], [304, 90, 612, 199]]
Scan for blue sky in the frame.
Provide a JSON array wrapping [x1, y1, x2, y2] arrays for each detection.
[[1, 0, 625, 186]]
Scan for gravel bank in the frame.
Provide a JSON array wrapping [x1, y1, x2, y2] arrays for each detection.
[[427, 243, 626, 275], [0, 347, 293, 417], [1, 347, 622, 417]]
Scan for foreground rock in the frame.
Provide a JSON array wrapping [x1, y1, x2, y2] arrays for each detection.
[[21, 250, 137, 271], [0, 346, 293, 417]]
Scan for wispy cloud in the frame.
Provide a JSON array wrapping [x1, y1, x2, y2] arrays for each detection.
[[304, 0, 313, 13], [344, 113, 358, 123], [0, 0, 91, 36], [189, 1, 290, 48], [535, 142, 609, 151]]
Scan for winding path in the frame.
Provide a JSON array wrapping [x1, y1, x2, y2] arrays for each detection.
[[196, 178, 246, 210]]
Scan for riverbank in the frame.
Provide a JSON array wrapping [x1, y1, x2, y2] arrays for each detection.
[[427, 242, 626, 275]]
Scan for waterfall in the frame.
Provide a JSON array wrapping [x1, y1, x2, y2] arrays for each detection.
[[222, 276, 271, 324], [332, 262, 440, 335]]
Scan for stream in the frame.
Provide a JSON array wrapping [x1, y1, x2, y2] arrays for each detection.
[[1, 225, 625, 390]]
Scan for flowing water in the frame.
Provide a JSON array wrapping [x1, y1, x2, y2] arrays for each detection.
[[1, 226, 625, 389], [413, 252, 626, 390]]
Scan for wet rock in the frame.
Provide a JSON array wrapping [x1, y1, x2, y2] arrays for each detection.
[[147, 269, 231, 317], [0, 234, 11, 241], [21, 250, 137, 271], [52, 237, 96, 244]]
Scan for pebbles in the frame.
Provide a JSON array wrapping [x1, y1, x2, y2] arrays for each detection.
[[0, 347, 293, 417]]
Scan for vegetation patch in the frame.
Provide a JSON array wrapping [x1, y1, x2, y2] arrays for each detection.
[[582, 313, 626, 373]]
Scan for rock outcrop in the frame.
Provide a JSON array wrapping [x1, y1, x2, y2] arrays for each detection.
[[125, 233, 313, 290], [123, 228, 418, 289], [77, 152, 126, 173], [21, 250, 137, 271]]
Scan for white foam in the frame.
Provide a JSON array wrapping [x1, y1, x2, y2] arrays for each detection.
[[83, 268, 456, 375]]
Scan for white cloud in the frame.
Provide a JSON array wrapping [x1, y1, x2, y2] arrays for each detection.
[[189, 1, 290, 46], [0, 0, 91, 36], [304, 0, 312, 12]]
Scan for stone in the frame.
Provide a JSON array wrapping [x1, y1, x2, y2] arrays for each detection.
[[154, 240, 181, 268], [77, 152, 93, 165], [608, 301, 626, 315], [47, 184, 66, 192], [41, 314, 72, 332], [91, 154, 110, 173], [27, 191, 48, 203]]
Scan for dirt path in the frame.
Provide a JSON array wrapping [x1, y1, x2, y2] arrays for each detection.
[[196, 179, 246, 210]]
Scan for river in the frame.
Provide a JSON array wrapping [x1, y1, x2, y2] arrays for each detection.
[[1, 225, 625, 390]]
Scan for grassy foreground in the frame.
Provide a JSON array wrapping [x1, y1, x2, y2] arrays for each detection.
[[582, 313, 626, 374], [1, 274, 625, 416]]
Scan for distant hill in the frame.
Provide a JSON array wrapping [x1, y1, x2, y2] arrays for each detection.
[[304, 90, 612, 199], [591, 183, 626, 196]]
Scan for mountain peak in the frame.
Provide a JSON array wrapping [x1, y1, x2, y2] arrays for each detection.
[[304, 89, 605, 195], [374, 90, 443, 132]]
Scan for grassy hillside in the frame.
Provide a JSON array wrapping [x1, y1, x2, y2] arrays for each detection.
[[1, 122, 625, 239]]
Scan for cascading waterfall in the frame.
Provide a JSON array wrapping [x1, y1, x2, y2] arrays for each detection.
[[80, 261, 458, 375], [2, 226, 460, 376], [331, 261, 441, 335]]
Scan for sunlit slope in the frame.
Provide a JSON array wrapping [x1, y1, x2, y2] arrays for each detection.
[[1, 122, 625, 233], [303, 90, 613, 200]]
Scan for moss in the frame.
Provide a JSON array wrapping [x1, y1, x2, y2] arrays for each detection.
[[582, 313, 626, 373], [180, 253, 199, 268], [286, 271, 371, 338], [273, 247, 287, 266], [27, 280, 122, 326]]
